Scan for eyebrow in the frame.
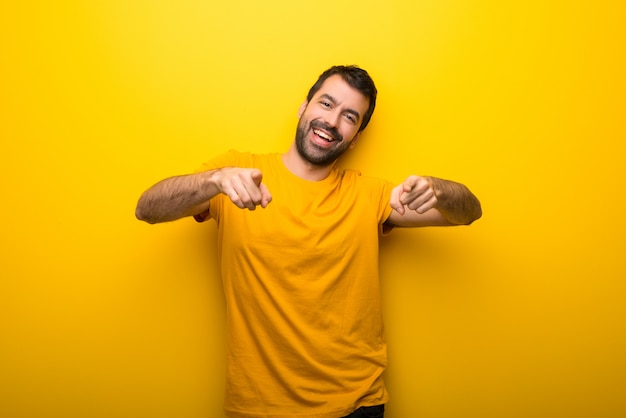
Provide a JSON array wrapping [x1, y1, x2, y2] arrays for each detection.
[[320, 94, 361, 121]]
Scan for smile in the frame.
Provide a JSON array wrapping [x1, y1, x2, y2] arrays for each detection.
[[313, 129, 335, 142]]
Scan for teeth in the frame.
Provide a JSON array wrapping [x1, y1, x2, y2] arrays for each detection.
[[314, 129, 333, 141]]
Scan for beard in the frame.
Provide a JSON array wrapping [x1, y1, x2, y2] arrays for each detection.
[[294, 118, 353, 167]]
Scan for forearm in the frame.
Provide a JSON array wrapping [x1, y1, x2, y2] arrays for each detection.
[[135, 170, 219, 224], [426, 176, 482, 225]]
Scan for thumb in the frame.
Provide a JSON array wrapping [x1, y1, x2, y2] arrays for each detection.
[[390, 185, 405, 215]]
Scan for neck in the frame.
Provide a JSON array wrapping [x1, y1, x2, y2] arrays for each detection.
[[282, 143, 336, 181]]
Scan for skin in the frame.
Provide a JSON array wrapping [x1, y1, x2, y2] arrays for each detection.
[[135, 75, 482, 226], [288, 75, 366, 176]]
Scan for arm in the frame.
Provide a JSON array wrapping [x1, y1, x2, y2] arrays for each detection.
[[387, 175, 482, 228], [135, 168, 272, 224]]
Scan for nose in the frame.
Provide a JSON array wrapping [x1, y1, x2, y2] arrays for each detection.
[[324, 109, 341, 128]]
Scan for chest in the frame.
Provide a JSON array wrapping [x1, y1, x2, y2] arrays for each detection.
[[220, 175, 380, 252]]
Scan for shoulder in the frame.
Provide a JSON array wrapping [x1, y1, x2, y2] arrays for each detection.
[[338, 169, 394, 207], [339, 168, 393, 191], [338, 169, 394, 223], [197, 150, 277, 171]]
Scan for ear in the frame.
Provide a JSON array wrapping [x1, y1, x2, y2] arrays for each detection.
[[298, 101, 308, 118], [348, 132, 361, 149]]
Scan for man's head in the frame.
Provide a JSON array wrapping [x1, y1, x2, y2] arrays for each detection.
[[294, 66, 377, 167], [306, 65, 377, 133]]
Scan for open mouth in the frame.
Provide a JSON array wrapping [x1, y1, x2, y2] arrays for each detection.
[[313, 129, 335, 142]]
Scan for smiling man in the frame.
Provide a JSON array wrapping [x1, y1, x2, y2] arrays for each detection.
[[136, 65, 482, 418], [293, 74, 368, 169]]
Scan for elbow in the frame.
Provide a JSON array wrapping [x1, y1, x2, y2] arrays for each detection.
[[135, 207, 149, 223], [135, 203, 158, 224], [465, 203, 483, 225], [135, 192, 162, 224], [451, 200, 482, 226]]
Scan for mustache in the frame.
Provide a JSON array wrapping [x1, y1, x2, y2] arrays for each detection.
[[310, 120, 343, 142]]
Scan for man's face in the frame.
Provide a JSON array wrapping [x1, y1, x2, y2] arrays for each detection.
[[295, 75, 370, 167]]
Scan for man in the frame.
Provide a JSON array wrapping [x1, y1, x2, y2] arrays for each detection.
[[136, 65, 482, 418]]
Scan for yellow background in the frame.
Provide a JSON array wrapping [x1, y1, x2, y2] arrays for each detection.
[[2, 1, 625, 417]]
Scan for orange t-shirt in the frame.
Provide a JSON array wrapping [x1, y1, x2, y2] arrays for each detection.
[[198, 151, 393, 418]]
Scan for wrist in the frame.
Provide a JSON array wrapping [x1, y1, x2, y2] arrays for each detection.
[[204, 168, 224, 193]]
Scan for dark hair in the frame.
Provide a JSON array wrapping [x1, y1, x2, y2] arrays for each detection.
[[306, 65, 377, 132]]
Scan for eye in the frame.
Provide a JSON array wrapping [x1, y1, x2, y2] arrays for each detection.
[[320, 100, 331, 108], [344, 113, 357, 124]]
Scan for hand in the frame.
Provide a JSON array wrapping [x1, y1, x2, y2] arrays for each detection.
[[213, 168, 272, 210], [390, 175, 438, 215]]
